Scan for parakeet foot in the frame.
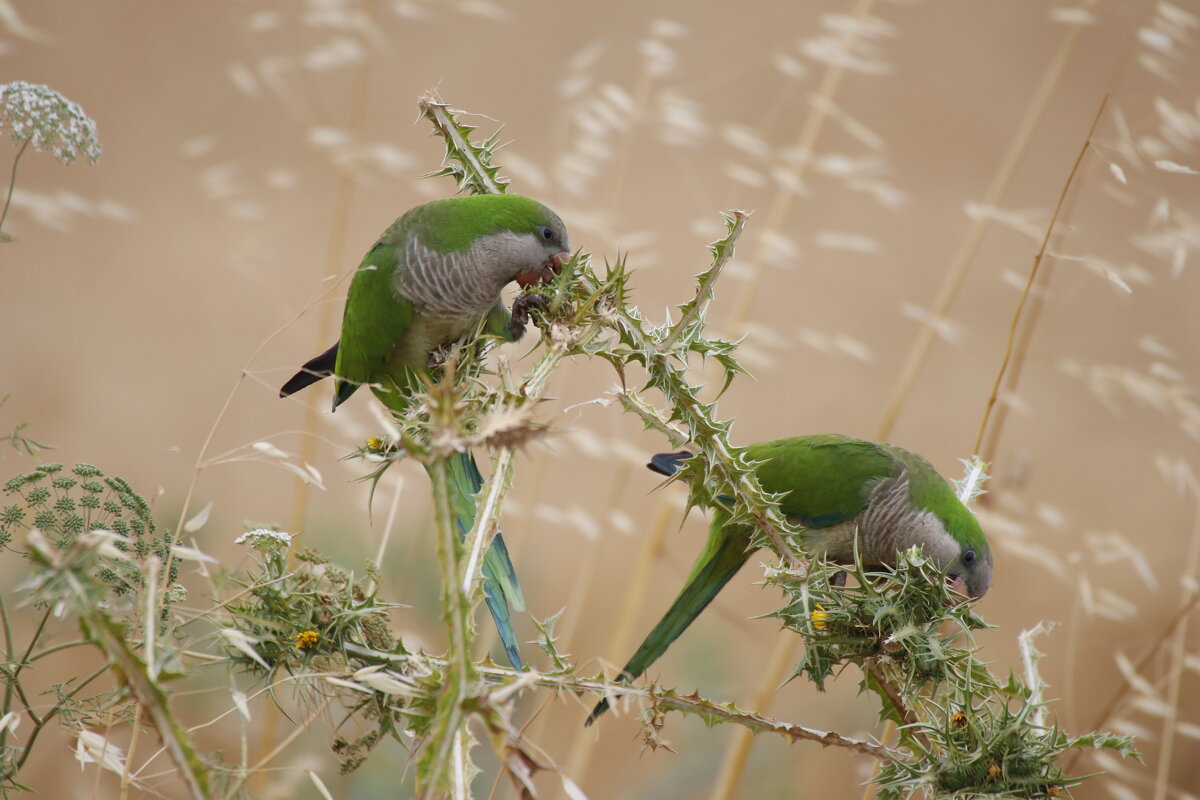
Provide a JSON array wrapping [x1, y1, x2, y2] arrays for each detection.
[[508, 293, 547, 339]]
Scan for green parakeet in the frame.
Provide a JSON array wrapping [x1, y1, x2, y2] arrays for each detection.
[[587, 434, 992, 724], [280, 194, 570, 670]]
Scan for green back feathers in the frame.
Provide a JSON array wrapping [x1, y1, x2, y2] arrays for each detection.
[[747, 435, 891, 528], [888, 444, 989, 553], [384, 194, 558, 254], [744, 435, 987, 552], [332, 241, 414, 407]]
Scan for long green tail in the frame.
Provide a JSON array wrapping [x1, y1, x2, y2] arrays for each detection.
[[433, 449, 527, 670], [586, 520, 753, 724]]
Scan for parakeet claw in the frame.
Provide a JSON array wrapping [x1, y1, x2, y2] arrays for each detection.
[[508, 293, 547, 339]]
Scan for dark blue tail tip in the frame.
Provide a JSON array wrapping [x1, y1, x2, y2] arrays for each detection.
[[647, 450, 691, 477]]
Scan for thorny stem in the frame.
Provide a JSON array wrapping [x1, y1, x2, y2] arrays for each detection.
[[432, 457, 473, 685], [341, 643, 898, 761], [419, 92, 506, 196], [660, 211, 748, 350], [420, 453, 474, 796], [876, 1, 1095, 442], [0, 139, 29, 239]]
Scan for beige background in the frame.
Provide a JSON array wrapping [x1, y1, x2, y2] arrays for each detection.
[[3, 1, 1200, 797]]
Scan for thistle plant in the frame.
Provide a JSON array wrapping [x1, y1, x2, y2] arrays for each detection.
[[0, 96, 1141, 799], [296, 97, 1134, 797], [0, 81, 101, 241]]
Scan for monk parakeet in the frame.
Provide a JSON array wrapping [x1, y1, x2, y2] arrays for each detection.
[[587, 434, 992, 723], [280, 194, 570, 670]]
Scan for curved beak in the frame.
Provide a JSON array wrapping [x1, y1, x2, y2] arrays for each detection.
[[515, 250, 570, 288]]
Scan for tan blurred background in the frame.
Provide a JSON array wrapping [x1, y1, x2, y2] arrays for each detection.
[[4, 1, 1200, 797]]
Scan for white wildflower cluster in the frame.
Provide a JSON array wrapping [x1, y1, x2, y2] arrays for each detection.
[[235, 528, 294, 555], [1, 81, 101, 165]]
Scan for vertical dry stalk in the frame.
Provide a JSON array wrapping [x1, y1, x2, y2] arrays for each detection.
[[1151, 476, 1200, 800], [875, 1, 1097, 440], [972, 96, 1108, 456]]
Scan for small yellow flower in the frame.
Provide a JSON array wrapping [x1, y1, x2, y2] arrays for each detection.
[[366, 437, 384, 453], [950, 711, 967, 729], [294, 630, 320, 650], [810, 604, 830, 630], [987, 762, 1002, 782]]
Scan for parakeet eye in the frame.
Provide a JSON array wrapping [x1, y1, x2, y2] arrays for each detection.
[[963, 548, 976, 564], [538, 226, 555, 242]]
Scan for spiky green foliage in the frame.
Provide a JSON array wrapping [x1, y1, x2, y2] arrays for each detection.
[[765, 551, 1137, 796], [349, 99, 1135, 798], [774, 549, 989, 694], [224, 534, 401, 671], [419, 93, 509, 196]]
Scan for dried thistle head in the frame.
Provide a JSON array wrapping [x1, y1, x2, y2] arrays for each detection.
[[473, 404, 549, 451]]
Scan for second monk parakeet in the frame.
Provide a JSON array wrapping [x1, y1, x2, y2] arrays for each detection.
[[587, 434, 992, 723], [280, 194, 570, 670]]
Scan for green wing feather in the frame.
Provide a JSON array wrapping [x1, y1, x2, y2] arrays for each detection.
[[332, 242, 415, 409], [748, 435, 893, 528]]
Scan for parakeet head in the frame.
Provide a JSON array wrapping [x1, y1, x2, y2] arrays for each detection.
[[415, 194, 570, 290], [946, 538, 992, 599], [509, 201, 570, 288]]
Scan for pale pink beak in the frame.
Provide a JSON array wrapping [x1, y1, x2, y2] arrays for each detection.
[[947, 575, 970, 602], [515, 251, 570, 288]]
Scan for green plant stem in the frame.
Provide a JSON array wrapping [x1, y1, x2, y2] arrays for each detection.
[[0, 592, 14, 732], [14, 607, 53, 675], [419, 455, 473, 797], [0, 139, 29, 239], [0, 594, 14, 762], [0, 602, 52, 756], [7, 662, 108, 778], [31, 637, 91, 662]]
